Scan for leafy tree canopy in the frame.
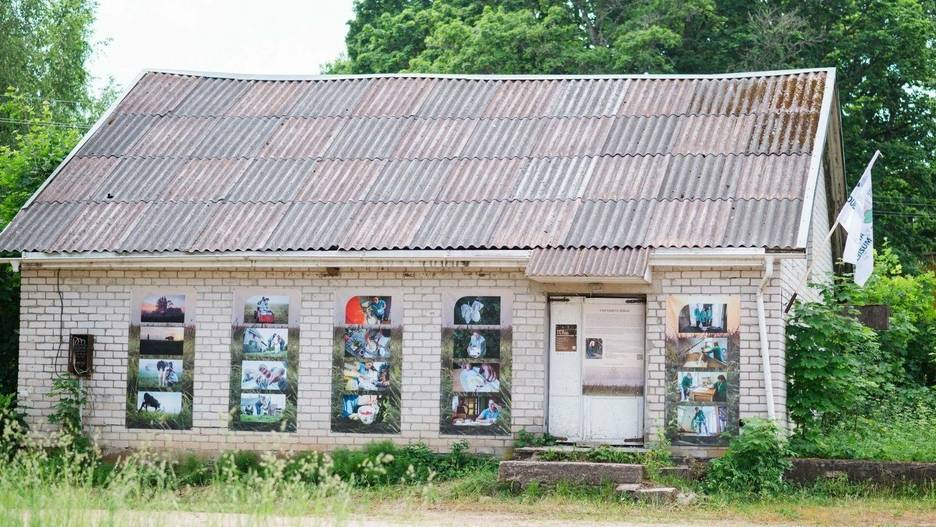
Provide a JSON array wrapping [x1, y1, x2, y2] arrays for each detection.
[[330, 0, 936, 267], [0, 0, 100, 393]]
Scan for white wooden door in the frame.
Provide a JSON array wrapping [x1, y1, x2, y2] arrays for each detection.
[[581, 298, 645, 443], [547, 297, 583, 441], [548, 297, 645, 443]]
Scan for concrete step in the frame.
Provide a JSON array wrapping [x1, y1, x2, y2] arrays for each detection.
[[512, 445, 648, 461], [499, 460, 644, 488], [614, 483, 641, 493], [633, 487, 678, 504]]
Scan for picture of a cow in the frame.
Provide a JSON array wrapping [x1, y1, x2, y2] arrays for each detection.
[[139, 392, 161, 412]]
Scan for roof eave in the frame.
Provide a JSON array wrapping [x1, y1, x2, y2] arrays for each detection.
[[795, 67, 838, 249]]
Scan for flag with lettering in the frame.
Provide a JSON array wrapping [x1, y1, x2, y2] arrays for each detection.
[[836, 151, 880, 286]]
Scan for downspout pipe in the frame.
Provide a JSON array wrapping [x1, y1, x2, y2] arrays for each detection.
[[756, 255, 777, 422]]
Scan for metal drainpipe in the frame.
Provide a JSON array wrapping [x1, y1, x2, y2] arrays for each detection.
[[756, 255, 777, 422]]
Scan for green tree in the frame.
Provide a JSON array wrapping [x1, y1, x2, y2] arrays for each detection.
[[0, 0, 98, 144], [0, 0, 100, 393], [332, 0, 936, 266]]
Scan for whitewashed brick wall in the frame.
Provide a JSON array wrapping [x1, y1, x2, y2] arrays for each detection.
[[18, 263, 786, 456], [642, 266, 788, 455]]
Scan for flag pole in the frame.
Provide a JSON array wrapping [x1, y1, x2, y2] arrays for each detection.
[[783, 150, 882, 314]]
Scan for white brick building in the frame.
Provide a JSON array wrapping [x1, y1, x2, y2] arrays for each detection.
[[0, 69, 846, 456]]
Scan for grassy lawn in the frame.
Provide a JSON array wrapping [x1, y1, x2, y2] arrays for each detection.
[[1, 460, 933, 527]]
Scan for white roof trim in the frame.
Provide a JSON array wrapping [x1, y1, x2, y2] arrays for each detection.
[[650, 247, 803, 268], [142, 67, 837, 82], [795, 68, 838, 248], [18, 249, 531, 269]]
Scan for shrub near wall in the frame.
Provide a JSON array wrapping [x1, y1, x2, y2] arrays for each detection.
[[786, 247, 936, 462]]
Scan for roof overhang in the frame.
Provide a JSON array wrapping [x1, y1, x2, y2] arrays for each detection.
[[0, 248, 806, 278], [650, 247, 805, 267], [8, 250, 531, 270], [795, 67, 838, 249]]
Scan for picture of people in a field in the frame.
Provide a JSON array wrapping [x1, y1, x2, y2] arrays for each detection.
[[343, 328, 391, 359], [139, 326, 184, 356], [141, 294, 186, 324], [678, 303, 728, 333], [340, 393, 386, 425], [677, 405, 723, 436], [453, 329, 500, 359], [451, 362, 500, 392], [241, 360, 288, 392], [453, 296, 501, 326], [678, 371, 729, 402], [681, 337, 729, 368], [345, 296, 391, 325], [243, 327, 288, 357], [342, 361, 390, 391], [138, 359, 182, 389], [239, 394, 286, 423], [244, 295, 289, 324], [136, 391, 182, 415], [451, 395, 502, 426]]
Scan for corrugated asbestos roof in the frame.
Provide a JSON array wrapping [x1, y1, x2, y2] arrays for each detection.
[[527, 248, 650, 279], [0, 69, 834, 266]]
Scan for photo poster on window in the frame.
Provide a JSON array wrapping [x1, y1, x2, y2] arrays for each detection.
[[229, 290, 300, 432], [126, 289, 196, 430], [664, 295, 740, 446], [331, 291, 403, 434], [440, 292, 513, 436]]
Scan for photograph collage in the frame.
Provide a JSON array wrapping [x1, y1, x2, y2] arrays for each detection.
[[332, 294, 402, 434], [126, 291, 195, 429], [664, 295, 741, 446], [440, 294, 512, 436], [229, 292, 299, 432]]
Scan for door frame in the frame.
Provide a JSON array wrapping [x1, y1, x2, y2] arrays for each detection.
[[545, 294, 648, 444]]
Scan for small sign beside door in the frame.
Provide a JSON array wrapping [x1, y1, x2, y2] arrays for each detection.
[[555, 324, 577, 351]]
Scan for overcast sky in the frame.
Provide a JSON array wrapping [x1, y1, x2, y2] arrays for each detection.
[[88, 0, 355, 95]]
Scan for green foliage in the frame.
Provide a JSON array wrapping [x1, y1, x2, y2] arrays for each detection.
[[786, 279, 882, 438], [48, 374, 86, 438], [0, 393, 27, 459], [787, 246, 936, 460], [791, 386, 936, 462], [0, 94, 81, 395], [333, 0, 936, 266], [850, 245, 936, 386], [513, 428, 558, 448], [0, 0, 102, 396], [704, 418, 792, 496]]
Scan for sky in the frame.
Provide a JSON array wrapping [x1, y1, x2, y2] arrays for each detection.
[[88, 0, 355, 95]]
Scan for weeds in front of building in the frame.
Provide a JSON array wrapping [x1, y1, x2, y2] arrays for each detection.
[[1, 375, 934, 525]]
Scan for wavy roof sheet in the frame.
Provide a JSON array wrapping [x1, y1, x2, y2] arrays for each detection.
[[0, 69, 835, 256]]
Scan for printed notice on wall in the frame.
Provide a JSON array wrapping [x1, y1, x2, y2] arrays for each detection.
[[555, 324, 577, 352]]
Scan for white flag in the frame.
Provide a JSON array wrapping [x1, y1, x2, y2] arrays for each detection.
[[836, 150, 881, 286]]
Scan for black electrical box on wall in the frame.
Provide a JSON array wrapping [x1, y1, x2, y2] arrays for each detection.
[[68, 334, 94, 376]]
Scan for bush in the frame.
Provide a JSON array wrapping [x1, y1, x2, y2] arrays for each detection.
[[786, 279, 882, 440], [0, 393, 27, 459], [790, 386, 936, 462], [786, 247, 936, 461], [704, 418, 792, 496], [514, 429, 558, 448]]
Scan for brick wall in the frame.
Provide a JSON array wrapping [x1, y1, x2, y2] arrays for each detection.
[[18, 263, 787, 456], [643, 266, 788, 456]]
